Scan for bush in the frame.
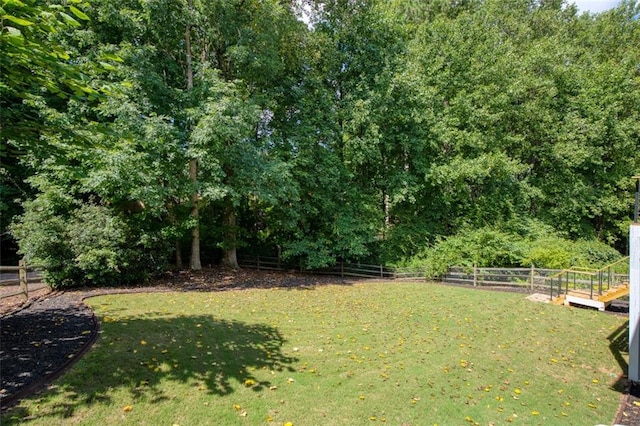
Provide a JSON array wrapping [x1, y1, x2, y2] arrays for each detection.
[[11, 199, 169, 288], [402, 220, 623, 278], [409, 228, 523, 278]]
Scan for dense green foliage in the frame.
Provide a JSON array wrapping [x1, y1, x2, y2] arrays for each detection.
[[399, 219, 623, 277], [3, 0, 639, 286]]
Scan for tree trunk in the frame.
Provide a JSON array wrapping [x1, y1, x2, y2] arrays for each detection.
[[189, 158, 202, 270], [167, 206, 183, 269], [384, 192, 390, 230], [185, 5, 201, 270], [221, 203, 239, 269], [175, 240, 183, 269]]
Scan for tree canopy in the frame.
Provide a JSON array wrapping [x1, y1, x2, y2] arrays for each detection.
[[3, 0, 640, 286]]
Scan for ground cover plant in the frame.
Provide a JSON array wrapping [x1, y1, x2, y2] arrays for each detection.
[[2, 282, 628, 425]]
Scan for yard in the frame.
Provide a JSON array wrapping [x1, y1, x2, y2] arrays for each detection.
[[0, 281, 628, 425]]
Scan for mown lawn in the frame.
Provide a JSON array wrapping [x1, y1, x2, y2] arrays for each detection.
[[1, 282, 629, 425]]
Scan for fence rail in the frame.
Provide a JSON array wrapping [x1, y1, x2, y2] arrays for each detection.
[[238, 255, 630, 295], [238, 256, 625, 291], [442, 266, 564, 290], [0, 260, 43, 300], [547, 257, 630, 301], [238, 255, 426, 279]]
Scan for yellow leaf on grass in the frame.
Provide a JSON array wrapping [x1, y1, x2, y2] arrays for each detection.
[[140, 340, 147, 345], [284, 422, 294, 426], [244, 379, 256, 387], [233, 404, 241, 411], [123, 405, 133, 412]]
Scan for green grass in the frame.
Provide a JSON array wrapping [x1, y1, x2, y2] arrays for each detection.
[[1, 282, 629, 425]]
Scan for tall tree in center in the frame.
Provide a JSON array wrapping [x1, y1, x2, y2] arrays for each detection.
[[79, 0, 303, 269]]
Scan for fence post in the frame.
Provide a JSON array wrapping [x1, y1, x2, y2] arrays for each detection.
[[341, 261, 344, 278], [380, 264, 383, 279], [473, 265, 478, 287], [530, 264, 535, 290], [19, 259, 28, 300]]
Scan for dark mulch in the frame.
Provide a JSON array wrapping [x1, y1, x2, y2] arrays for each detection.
[[0, 293, 98, 409], [615, 383, 640, 426], [1, 267, 639, 424]]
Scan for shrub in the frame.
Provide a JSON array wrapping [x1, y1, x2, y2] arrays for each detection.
[[403, 220, 623, 278], [11, 199, 169, 288], [406, 227, 523, 278]]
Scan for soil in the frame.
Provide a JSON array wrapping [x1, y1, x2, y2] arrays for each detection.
[[1, 268, 639, 425]]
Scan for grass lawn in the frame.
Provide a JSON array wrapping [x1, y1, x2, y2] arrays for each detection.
[[1, 282, 629, 425]]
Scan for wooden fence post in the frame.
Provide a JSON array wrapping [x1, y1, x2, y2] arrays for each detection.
[[473, 265, 478, 287], [19, 259, 28, 300], [530, 264, 535, 290]]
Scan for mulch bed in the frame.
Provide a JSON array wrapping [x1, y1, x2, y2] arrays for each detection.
[[0, 292, 97, 409], [1, 267, 639, 424]]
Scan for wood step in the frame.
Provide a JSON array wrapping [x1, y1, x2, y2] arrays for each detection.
[[598, 285, 629, 303]]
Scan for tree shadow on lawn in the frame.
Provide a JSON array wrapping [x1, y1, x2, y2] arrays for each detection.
[[608, 319, 629, 393], [3, 312, 297, 423]]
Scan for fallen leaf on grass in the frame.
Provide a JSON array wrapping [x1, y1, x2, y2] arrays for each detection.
[[123, 405, 133, 412]]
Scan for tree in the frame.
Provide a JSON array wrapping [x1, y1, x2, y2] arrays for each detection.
[[65, 0, 304, 270], [1, 0, 99, 260]]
